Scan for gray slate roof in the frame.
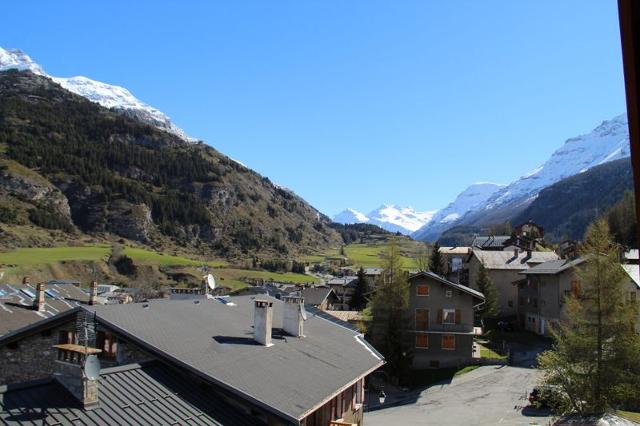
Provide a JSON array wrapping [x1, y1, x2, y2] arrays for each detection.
[[473, 250, 559, 270], [86, 295, 383, 422], [0, 283, 89, 336], [472, 235, 511, 249], [520, 258, 585, 275], [327, 276, 358, 287], [408, 271, 485, 302], [301, 287, 336, 306], [0, 362, 256, 425]]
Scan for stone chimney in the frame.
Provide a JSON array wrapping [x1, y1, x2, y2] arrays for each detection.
[[53, 345, 101, 409], [89, 281, 98, 306], [282, 296, 305, 337], [34, 282, 46, 312], [253, 299, 273, 346]]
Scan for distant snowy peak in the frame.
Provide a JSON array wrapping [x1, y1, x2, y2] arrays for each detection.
[[368, 205, 436, 234], [411, 182, 505, 241], [0, 48, 44, 74], [0, 47, 195, 142], [333, 208, 370, 224], [484, 113, 629, 209], [332, 205, 436, 235]]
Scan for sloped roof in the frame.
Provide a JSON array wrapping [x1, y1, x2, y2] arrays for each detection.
[[0, 362, 256, 425], [325, 310, 363, 322], [0, 283, 89, 336], [472, 235, 511, 249], [622, 264, 640, 289], [301, 287, 337, 306], [363, 268, 383, 275], [85, 295, 383, 423], [408, 271, 485, 302], [327, 276, 358, 287], [473, 250, 559, 270], [520, 257, 585, 275]]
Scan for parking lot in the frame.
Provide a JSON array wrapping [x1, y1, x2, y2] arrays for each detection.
[[365, 365, 554, 426]]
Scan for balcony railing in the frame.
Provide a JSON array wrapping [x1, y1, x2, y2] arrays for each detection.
[[413, 323, 474, 333]]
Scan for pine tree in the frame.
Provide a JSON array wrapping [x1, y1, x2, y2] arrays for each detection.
[[371, 238, 411, 382], [350, 267, 368, 311], [475, 264, 498, 320], [538, 220, 640, 414], [429, 242, 445, 276]]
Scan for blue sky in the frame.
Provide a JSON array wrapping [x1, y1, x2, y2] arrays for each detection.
[[3, 1, 626, 216]]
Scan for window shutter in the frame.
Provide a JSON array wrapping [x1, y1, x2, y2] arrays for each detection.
[[455, 309, 461, 324], [437, 309, 443, 324]]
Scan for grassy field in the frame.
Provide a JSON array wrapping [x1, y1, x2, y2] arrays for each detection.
[[477, 343, 507, 361], [123, 247, 226, 267], [300, 237, 425, 270], [0, 245, 112, 266], [0, 245, 228, 268], [617, 410, 640, 422]]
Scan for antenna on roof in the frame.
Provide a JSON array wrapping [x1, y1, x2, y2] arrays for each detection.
[[206, 274, 216, 291], [300, 302, 308, 321], [83, 354, 101, 380]]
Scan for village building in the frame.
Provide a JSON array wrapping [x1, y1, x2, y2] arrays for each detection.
[[327, 276, 359, 310], [406, 271, 484, 369], [362, 268, 383, 289], [301, 287, 340, 311], [517, 258, 640, 335], [438, 247, 471, 283], [471, 235, 513, 251], [0, 295, 383, 426], [465, 249, 559, 318]]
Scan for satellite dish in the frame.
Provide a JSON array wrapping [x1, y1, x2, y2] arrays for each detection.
[[300, 302, 308, 321], [83, 354, 101, 380], [206, 274, 216, 291]]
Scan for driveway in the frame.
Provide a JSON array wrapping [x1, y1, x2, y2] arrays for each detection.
[[365, 365, 554, 426]]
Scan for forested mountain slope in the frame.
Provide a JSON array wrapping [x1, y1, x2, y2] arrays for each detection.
[[0, 70, 341, 258]]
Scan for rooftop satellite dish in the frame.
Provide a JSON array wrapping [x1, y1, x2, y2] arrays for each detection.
[[206, 274, 216, 291], [300, 302, 308, 321], [83, 354, 101, 381]]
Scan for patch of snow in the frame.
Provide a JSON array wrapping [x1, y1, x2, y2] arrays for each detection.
[[333, 208, 370, 224]]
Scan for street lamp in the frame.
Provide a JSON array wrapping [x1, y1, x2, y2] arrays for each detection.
[[378, 390, 386, 405]]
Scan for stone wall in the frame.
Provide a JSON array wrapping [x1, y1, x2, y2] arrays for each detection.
[[0, 323, 69, 385]]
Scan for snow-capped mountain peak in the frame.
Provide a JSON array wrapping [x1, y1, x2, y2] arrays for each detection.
[[333, 205, 436, 235], [0, 48, 44, 75], [333, 208, 370, 224], [0, 47, 195, 142], [411, 182, 505, 241], [484, 113, 629, 209]]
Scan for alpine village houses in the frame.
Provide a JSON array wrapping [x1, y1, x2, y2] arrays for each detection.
[[0, 281, 384, 425]]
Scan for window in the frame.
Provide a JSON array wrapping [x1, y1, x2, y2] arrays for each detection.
[[415, 309, 429, 330], [96, 331, 118, 360], [442, 335, 455, 350], [445, 290, 453, 298], [443, 309, 456, 324], [415, 334, 428, 348], [416, 284, 429, 296], [58, 330, 76, 344]]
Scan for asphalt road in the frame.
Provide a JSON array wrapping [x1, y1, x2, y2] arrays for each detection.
[[365, 365, 554, 426]]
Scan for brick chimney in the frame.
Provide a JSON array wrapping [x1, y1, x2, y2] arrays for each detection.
[[53, 345, 101, 409], [89, 281, 98, 306], [253, 299, 273, 346], [34, 282, 46, 312], [282, 295, 305, 337]]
